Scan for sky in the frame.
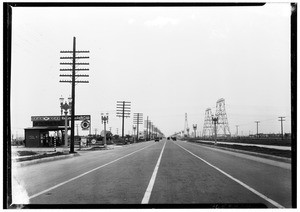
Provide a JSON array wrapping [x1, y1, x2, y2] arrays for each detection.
[[10, 3, 292, 138]]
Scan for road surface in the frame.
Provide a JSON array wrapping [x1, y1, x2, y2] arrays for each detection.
[[12, 139, 292, 208]]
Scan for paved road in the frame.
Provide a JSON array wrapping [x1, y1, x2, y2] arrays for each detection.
[[12, 139, 291, 207]]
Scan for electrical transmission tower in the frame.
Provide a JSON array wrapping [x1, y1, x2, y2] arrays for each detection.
[[215, 98, 231, 137], [184, 113, 189, 137], [59, 37, 89, 153], [202, 108, 213, 137]]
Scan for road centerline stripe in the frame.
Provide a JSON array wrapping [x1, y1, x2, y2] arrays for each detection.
[[173, 141, 284, 208], [141, 141, 167, 204], [29, 142, 155, 200]]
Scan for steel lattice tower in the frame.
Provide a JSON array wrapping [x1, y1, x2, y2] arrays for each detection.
[[184, 113, 190, 137], [202, 108, 213, 137], [215, 98, 231, 136]]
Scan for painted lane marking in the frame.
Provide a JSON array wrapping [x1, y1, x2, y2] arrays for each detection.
[[141, 141, 167, 204], [173, 142, 284, 208], [29, 143, 155, 200]]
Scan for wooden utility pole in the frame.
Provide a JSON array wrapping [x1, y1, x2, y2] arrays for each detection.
[[146, 116, 149, 141], [278, 117, 285, 140], [60, 37, 89, 153], [116, 101, 131, 142], [133, 113, 143, 141], [255, 121, 260, 138]]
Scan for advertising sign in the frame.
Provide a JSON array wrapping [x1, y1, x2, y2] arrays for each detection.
[[31, 116, 61, 121], [61, 115, 91, 121], [31, 115, 91, 121], [81, 120, 90, 130]]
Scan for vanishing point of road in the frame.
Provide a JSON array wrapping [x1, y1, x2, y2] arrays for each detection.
[[13, 139, 291, 208]]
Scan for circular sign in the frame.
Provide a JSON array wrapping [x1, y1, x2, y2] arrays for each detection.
[[91, 139, 96, 144], [81, 120, 90, 129]]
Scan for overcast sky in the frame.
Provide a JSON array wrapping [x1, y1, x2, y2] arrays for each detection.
[[11, 3, 292, 138]]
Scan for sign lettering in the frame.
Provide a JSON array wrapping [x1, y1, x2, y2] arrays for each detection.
[[31, 115, 91, 121]]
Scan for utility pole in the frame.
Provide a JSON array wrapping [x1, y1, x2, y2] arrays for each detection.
[[236, 125, 239, 137], [184, 113, 189, 137], [278, 117, 286, 140], [149, 120, 152, 140], [116, 101, 131, 142], [152, 124, 155, 139], [133, 113, 143, 142], [146, 116, 149, 141], [255, 121, 260, 138], [133, 125, 136, 142], [60, 37, 89, 153], [212, 116, 218, 144]]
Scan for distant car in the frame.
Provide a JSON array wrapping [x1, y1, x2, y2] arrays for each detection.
[[155, 138, 159, 142], [171, 137, 177, 141], [167, 137, 170, 140]]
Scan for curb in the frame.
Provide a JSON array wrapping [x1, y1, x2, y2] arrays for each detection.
[[13, 153, 80, 167], [189, 141, 291, 163]]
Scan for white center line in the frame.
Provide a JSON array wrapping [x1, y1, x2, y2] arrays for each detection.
[[173, 141, 285, 208], [29, 143, 155, 200], [141, 141, 166, 204]]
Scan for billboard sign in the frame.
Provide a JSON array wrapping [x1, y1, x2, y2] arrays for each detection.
[[31, 115, 91, 121]]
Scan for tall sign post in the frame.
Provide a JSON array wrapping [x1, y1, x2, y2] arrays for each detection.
[[60, 37, 89, 153]]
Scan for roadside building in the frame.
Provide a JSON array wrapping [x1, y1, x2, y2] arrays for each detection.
[[24, 115, 90, 147]]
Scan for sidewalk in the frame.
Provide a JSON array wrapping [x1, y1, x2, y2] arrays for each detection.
[[11, 145, 112, 153], [11, 145, 115, 160], [11, 144, 116, 167]]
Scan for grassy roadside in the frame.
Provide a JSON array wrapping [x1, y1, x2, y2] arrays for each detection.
[[188, 140, 291, 158]]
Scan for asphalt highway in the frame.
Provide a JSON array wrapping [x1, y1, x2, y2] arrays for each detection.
[[12, 139, 291, 208]]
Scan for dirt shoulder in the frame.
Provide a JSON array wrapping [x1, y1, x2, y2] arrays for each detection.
[[187, 140, 291, 160]]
